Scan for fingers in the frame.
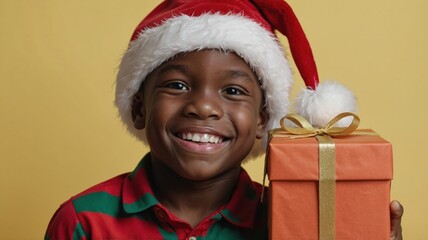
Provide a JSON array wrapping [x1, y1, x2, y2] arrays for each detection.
[[390, 200, 403, 240]]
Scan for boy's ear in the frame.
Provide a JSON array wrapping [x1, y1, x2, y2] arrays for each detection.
[[131, 91, 145, 130], [256, 107, 269, 139]]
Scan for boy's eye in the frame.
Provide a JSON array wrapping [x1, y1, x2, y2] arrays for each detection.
[[222, 86, 245, 95], [165, 82, 189, 90]]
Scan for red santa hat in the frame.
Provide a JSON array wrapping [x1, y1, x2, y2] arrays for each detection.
[[115, 0, 357, 157]]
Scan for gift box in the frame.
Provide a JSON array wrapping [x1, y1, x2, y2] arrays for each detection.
[[267, 131, 393, 240]]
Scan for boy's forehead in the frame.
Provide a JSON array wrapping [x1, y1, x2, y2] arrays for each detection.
[[147, 49, 262, 85]]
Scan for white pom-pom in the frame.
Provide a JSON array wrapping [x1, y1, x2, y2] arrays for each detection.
[[294, 81, 357, 127]]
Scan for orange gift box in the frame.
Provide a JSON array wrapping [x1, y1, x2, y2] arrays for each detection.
[[267, 131, 393, 239]]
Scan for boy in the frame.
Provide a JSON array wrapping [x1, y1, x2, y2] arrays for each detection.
[[46, 0, 403, 239]]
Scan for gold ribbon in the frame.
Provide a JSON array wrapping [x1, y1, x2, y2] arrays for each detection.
[[316, 134, 336, 240], [264, 112, 361, 240], [270, 112, 360, 138]]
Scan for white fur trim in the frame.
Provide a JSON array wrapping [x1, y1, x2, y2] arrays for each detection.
[[115, 13, 293, 157], [294, 81, 357, 127]]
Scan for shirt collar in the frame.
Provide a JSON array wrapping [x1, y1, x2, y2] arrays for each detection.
[[122, 153, 262, 229], [219, 168, 261, 228], [122, 154, 159, 214]]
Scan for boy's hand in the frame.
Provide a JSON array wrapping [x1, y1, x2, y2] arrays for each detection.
[[390, 200, 404, 240]]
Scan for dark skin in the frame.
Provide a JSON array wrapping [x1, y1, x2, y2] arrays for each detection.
[[390, 200, 404, 239], [132, 49, 403, 238]]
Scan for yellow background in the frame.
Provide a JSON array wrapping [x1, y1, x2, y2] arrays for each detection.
[[1, 0, 426, 239]]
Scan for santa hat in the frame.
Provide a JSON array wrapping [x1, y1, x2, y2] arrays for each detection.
[[115, 0, 357, 157]]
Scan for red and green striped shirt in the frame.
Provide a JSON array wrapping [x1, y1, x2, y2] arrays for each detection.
[[45, 154, 268, 239]]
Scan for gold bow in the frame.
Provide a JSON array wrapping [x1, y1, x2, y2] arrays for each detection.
[[270, 112, 360, 139]]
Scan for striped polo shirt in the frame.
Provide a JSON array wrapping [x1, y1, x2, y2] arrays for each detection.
[[45, 154, 268, 239]]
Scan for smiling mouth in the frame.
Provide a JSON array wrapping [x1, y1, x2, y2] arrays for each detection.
[[177, 132, 228, 144]]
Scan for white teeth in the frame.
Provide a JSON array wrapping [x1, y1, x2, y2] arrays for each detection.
[[192, 134, 201, 142], [180, 132, 224, 144], [200, 134, 210, 143]]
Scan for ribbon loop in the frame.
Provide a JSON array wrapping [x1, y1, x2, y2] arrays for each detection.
[[278, 112, 360, 138]]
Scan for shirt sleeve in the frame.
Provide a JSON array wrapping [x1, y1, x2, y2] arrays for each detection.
[[45, 199, 87, 240]]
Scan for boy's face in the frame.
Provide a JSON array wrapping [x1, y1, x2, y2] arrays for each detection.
[[133, 49, 267, 181]]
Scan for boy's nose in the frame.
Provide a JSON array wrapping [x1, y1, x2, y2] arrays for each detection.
[[183, 90, 224, 120]]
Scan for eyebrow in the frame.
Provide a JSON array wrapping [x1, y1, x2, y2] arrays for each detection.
[[155, 64, 188, 76], [227, 69, 258, 83]]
